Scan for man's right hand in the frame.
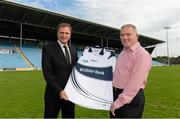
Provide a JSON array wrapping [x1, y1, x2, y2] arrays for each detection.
[[59, 90, 69, 101]]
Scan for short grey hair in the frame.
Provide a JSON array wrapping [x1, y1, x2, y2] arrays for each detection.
[[57, 23, 72, 33], [120, 24, 137, 32]]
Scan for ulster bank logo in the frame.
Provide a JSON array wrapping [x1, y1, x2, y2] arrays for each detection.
[[75, 63, 112, 81]]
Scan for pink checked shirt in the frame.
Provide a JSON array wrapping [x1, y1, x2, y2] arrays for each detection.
[[112, 42, 152, 109]]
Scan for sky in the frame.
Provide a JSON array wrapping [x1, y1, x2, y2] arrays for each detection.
[[7, 0, 180, 57]]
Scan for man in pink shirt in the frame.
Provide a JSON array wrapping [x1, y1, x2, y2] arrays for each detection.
[[110, 24, 152, 118]]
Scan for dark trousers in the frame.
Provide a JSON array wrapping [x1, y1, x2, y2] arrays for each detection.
[[44, 99, 75, 118], [110, 87, 145, 118]]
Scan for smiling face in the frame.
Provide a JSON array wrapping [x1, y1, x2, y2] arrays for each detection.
[[57, 26, 71, 45], [120, 25, 139, 48]]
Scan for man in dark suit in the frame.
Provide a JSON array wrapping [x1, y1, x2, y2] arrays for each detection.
[[42, 23, 78, 118]]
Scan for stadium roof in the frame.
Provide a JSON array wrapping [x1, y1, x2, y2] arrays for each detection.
[[0, 0, 164, 49]]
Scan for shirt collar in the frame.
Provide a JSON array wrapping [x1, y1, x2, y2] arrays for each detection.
[[130, 42, 140, 51], [57, 40, 68, 48], [124, 42, 140, 52]]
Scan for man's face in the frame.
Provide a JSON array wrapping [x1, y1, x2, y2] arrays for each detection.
[[120, 27, 138, 48], [57, 26, 71, 44]]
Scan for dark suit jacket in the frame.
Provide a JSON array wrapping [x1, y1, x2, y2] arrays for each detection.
[[42, 41, 78, 101]]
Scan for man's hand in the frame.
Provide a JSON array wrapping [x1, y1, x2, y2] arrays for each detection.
[[110, 103, 116, 116], [59, 90, 69, 101]]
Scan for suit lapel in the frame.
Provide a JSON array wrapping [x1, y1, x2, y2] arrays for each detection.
[[55, 42, 75, 68], [54, 42, 68, 66]]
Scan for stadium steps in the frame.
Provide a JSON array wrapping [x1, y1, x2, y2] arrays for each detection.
[[15, 45, 36, 69]]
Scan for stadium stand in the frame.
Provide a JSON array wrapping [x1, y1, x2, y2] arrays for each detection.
[[0, 39, 43, 70], [0, 41, 29, 69], [21, 44, 42, 68]]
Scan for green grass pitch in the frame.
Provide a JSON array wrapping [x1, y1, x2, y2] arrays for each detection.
[[0, 66, 180, 118]]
